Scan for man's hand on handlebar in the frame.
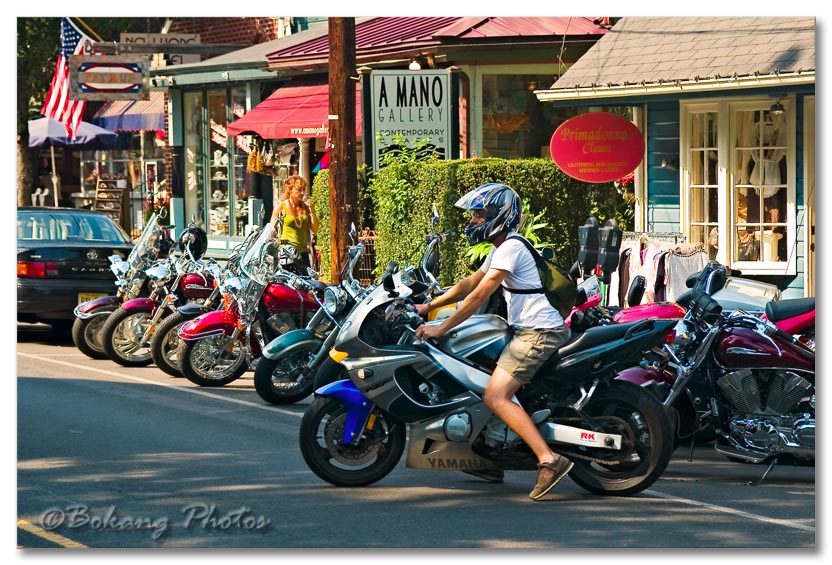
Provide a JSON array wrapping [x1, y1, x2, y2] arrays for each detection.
[[414, 302, 433, 317], [415, 323, 443, 341]]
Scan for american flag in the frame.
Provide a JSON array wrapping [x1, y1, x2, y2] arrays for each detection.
[[41, 18, 92, 140]]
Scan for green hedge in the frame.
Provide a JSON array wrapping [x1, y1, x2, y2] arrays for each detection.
[[310, 158, 632, 285]]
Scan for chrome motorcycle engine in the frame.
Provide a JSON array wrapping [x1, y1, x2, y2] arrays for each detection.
[[267, 312, 298, 335], [718, 369, 815, 457]]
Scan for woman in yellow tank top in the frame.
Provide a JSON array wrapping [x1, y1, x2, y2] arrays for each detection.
[[271, 175, 319, 269]]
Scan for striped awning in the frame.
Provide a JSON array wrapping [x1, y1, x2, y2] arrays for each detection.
[[92, 91, 165, 133]]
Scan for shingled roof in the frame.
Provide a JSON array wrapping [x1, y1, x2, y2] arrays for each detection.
[[538, 16, 815, 100]]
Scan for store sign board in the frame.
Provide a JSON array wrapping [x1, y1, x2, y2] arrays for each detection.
[[121, 33, 201, 66], [70, 55, 151, 101], [369, 70, 453, 170], [549, 112, 644, 183]]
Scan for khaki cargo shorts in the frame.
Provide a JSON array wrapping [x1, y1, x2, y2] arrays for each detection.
[[497, 325, 571, 384]]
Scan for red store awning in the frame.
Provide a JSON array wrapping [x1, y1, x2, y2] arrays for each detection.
[[227, 80, 361, 139]]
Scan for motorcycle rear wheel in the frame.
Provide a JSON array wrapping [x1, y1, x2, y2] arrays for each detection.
[[71, 312, 112, 360], [299, 396, 406, 487], [178, 335, 248, 387], [253, 344, 317, 405], [101, 307, 155, 367], [150, 311, 193, 378], [565, 380, 674, 496]]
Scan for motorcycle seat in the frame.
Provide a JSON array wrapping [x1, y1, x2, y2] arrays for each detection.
[[765, 297, 815, 322], [555, 323, 636, 359]]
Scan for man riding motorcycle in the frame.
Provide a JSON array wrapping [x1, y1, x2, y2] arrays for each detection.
[[415, 183, 573, 500]]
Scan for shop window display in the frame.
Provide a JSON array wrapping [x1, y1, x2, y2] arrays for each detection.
[[682, 99, 793, 273]]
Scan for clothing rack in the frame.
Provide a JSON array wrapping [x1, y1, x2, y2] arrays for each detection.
[[622, 231, 686, 244]]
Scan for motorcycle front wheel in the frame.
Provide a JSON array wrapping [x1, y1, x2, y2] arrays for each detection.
[[299, 396, 406, 487], [101, 307, 156, 367], [178, 335, 248, 387], [149, 311, 194, 378], [71, 312, 113, 359], [253, 343, 318, 405], [565, 380, 674, 496]]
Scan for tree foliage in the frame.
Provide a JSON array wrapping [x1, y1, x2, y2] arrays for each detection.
[[16, 17, 168, 205]]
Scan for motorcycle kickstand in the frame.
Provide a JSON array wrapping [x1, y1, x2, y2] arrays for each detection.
[[748, 457, 778, 486]]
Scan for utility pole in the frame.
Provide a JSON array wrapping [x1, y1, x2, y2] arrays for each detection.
[[328, 17, 358, 283]]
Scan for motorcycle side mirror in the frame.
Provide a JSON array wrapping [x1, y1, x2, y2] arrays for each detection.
[[382, 272, 399, 297], [158, 207, 168, 220], [349, 222, 357, 245], [307, 266, 318, 279], [431, 205, 440, 227]]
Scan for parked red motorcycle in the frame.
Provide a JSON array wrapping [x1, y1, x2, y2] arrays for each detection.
[[148, 227, 262, 378], [618, 288, 814, 482], [176, 223, 321, 387], [71, 212, 173, 359], [99, 224, 214, 367]]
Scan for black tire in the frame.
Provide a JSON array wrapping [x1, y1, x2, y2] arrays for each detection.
[[565, 380, 674, 496], [178, 335, 248, 387], [101, 307, 156, 367], [71, 314, 112, 359], [253, 343, 318, 405], [299, 396, 406, 487], [150, 311, 194, 377]]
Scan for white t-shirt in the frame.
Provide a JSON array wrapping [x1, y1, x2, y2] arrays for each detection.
[[480, 232, 564, 329]]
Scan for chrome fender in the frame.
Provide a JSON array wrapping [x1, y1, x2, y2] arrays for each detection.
[[261, 329, 323, 360]]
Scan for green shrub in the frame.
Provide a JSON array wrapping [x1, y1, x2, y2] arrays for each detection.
[[312, 155, 632, 285]]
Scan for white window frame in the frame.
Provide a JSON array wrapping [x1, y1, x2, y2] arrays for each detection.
[[680, 96, 796, 275]]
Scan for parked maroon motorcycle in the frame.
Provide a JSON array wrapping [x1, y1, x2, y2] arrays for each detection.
[[176, 223, 321, 387], [618, 288, 814, 482], [99, 225, 214, 367], [71, 212, 173, 359]]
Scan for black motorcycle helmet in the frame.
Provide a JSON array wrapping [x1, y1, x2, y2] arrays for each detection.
[[177, 225, 208, 260]]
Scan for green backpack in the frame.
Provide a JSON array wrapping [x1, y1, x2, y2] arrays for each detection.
[[502, 235, 577, 319]]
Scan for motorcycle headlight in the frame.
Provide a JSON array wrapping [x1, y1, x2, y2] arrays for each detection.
[[671, 319, 696, 349], [145, 265, 172, 287], [324, 285, 347, 315]]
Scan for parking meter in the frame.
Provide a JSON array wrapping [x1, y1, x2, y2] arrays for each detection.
[[597, 219, 622, 284]]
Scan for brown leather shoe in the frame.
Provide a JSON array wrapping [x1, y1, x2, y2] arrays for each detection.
[[529, 455, 574, 500]]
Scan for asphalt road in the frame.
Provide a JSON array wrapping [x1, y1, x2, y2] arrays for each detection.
[[15, 324, 817, 550]]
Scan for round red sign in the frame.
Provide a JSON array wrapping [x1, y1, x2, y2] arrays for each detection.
[[549, 112, 645, 183]]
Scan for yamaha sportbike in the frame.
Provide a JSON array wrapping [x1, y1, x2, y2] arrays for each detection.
[[298, 263, 677, 496]]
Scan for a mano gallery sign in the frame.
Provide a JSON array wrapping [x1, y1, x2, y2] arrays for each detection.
[[549, 112, 644, 183], [367, 70, 458, 170]]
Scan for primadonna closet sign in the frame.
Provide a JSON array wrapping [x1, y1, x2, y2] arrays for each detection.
[[549, 112, 644, 183], [368, 70, 456, 170]]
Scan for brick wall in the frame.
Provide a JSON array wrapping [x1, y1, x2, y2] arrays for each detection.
[[166, 17, 289, 45]]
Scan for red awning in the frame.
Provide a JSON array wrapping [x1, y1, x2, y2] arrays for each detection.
[[226, 80, 361, 139]]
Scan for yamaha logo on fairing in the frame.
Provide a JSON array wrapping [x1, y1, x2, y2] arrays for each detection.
[[427, 457, 491, 469]]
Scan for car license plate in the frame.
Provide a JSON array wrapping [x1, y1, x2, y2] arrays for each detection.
[[78, 292, 107, 304]]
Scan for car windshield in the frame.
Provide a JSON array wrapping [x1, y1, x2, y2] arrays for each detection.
[[17, 210, 131, 244]]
